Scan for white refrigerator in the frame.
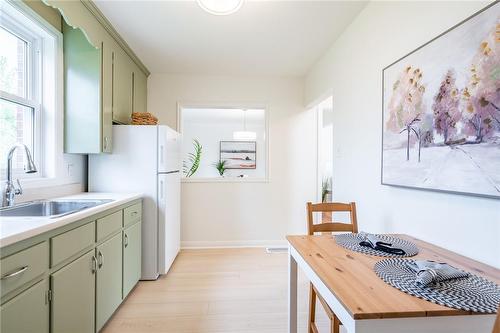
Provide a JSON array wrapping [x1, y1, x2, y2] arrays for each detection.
[[89, 125, 181, 280]]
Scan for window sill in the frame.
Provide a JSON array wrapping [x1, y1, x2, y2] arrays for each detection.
[[181, 177, 269, 184]]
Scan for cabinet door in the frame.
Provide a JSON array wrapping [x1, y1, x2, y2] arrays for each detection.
[[0, 279, 49, 333], [101, 37, 113, 153], [63, 22, 102, 154], [51, 250, 95, 333], [113, 47, 133, 124], [96, 233, 123, 331], [123, 221, 141, 298], [133, 67, 147, 113]]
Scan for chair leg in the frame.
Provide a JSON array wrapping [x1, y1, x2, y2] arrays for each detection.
[[308, 283, 316, 333], [332, 315, 341, 333]]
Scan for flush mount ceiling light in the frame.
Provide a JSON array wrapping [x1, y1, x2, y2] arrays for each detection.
[[233, 109, 257, 141], [197, 0, 244, 15]]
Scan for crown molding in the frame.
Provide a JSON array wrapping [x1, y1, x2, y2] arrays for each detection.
[[81, 0, 150, 76]]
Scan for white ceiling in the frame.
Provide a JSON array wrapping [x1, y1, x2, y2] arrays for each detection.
[[94, 0, 367, 77]]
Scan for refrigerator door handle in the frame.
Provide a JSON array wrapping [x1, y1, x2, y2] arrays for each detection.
[[160, 145, 164, 166], [160, 180, 164, 199]]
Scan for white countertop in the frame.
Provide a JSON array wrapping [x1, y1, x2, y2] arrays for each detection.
[[0, 192, 142, 248]]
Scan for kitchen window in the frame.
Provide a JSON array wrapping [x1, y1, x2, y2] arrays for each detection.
[[0, 0, 61, 180]]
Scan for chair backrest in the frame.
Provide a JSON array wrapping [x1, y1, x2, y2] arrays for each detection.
[[306, 202, 358, 235]]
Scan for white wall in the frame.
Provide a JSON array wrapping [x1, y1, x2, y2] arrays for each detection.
[[15, 154, 87, 203], [149, 74, 316, 247], [305, 1, 499, 267]]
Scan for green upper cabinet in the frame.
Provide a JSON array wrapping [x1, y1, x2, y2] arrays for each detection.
[[107, 40, 148, 124], [101, 36, 114, 153], [113, 46, 134, 124], [63, 22, 105, 154], [51, 0, 149, 154], [133, 65, 148, 114]]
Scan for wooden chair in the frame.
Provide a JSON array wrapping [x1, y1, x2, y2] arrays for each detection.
[[306, 202, 358, 333]]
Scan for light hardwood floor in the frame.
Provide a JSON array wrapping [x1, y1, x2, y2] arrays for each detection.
[[102, 248, 330, 333]]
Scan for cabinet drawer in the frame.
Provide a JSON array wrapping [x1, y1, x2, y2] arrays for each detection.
[[1, 242, 48, 298], [51, 222, 95, 267], [97, 211, 122, 241], [123, 203, 141, 226]]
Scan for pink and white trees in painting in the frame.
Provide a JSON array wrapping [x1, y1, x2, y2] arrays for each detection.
[[385, 19, 499, 161], [382, 5, 500, 198], [462, 22, 499, 142], [386, 66, 426, 161], [432, 70, 461, 144]]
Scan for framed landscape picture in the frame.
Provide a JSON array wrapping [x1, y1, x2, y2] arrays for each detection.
[[220, 141, 257, 169], [382, 2, 500, 198]]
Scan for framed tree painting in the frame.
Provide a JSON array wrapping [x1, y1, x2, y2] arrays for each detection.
[[220, 141, 257, 169], [382, 2, 500, 198]]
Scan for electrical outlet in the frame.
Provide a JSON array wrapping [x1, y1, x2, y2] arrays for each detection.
[[67, 163, 74, 177]]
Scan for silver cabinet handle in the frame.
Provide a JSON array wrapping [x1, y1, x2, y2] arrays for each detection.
[[103, 137, 109, 150], [98, 251, 104, 269], [1, 266, 28, 279], [91, 255, 97, 274], [131, 211, 138, 217], [124, 233, 129, 248]]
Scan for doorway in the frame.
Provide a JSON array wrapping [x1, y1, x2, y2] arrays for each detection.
[[315, 96, 333, 203]]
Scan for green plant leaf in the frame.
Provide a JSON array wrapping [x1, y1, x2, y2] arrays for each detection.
[[184, 139, 202, 177]]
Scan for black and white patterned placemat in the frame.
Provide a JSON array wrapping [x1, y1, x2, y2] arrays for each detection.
[[374, 258, 500, 313], [334, 233, 419, 257]]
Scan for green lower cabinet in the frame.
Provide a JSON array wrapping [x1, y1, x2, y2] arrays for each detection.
[[51, 250, 96, 333], [96, 233, 123, 331], [0, 279, 49, 333], [123, 221, 141, 298], [0, 202, 142, 332]]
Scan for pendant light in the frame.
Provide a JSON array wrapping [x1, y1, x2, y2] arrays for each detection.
[[197, 0, 244, 16], [233, 109, 257, 141]]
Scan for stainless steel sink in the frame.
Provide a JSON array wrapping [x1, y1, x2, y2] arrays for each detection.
[[0, 199, 114, 218]]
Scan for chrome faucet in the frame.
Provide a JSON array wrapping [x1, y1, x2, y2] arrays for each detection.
[[2, 144, 37, 207]]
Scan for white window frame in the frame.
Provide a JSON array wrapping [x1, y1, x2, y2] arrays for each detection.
[[177, 102, 270, 183], [1, 9, 41, 178], [0, 0, 64, 187]]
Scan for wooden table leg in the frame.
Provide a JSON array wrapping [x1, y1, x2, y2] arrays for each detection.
[[288, 249, 298, 333]]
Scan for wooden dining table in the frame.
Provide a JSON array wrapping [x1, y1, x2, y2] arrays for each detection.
[[287, 234, 500, 333]]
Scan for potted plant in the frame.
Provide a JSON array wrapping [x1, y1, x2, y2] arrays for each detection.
[[213, 160, 227, 177], [322, 177, 332, 203], [321, 177, 333, 222]]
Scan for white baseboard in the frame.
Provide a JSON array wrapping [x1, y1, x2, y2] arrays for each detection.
[[181, 239, 288, 249]]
